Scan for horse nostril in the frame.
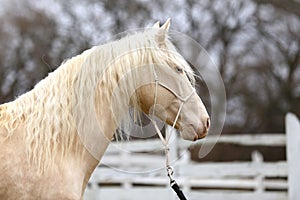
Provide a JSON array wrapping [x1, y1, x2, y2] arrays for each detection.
[[206, 118, 210, 129]]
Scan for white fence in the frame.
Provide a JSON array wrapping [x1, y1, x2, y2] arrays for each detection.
[[84, 113, 300, 200]]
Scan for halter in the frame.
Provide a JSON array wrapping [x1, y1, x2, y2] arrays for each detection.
[[148, 64, 194, 200]]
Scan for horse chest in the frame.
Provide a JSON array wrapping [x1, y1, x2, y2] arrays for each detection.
[[0, 157, 83, 200], [0, 128, 84, 200]]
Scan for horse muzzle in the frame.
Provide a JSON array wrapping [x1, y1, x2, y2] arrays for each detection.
[[180, 117, 210, 141]]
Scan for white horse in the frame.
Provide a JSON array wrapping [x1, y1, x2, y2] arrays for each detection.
[[0, 19, 209, 199]]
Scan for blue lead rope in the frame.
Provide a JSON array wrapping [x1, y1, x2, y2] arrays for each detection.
[[167, 166, 188, 200], [170, 180, 188, 200]]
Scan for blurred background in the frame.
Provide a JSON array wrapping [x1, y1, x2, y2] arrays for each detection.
[[0, 0, 299, 161]]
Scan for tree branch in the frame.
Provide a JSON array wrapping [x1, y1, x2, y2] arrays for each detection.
[[253, 0, 300, 17]]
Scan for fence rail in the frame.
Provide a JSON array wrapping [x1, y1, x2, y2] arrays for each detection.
[[84, 113, 300, 200]]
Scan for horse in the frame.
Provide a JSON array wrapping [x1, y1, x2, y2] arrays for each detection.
[[0, 19, 210, 199]]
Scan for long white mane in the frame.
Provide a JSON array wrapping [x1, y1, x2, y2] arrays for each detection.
[[0, 28, 195, 173]]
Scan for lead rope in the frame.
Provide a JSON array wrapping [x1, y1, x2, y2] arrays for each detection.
[[151, 120, 188, 200]]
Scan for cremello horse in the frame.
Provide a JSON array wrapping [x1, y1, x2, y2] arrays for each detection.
[[0, 19, 209, 199]]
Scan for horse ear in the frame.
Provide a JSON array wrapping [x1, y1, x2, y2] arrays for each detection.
[[161, 18, 171, 31], [155, 18, 171, 44], [152, 21, 160, 29]]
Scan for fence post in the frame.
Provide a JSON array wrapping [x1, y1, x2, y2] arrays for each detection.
[[286, 113, 300, 200], [252, 150, 264, 193]]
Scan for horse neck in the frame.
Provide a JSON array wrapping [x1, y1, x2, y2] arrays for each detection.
[[46, 49, 119, 181], [56, 48, 118, 159], [3, 47, 117, 174]]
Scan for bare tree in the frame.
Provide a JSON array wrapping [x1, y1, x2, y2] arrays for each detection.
[[0, 0, 299, 134], [0, 3, 58, 103], [181, 0, 299, 133]]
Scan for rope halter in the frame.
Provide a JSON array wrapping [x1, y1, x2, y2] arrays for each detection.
[[147, 64, 194, 200]]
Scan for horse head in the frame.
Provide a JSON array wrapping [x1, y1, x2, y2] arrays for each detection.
[[134, 19, 210, 141]]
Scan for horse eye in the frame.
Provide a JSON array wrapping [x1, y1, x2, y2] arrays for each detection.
[[176, 67, 183, 73]]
